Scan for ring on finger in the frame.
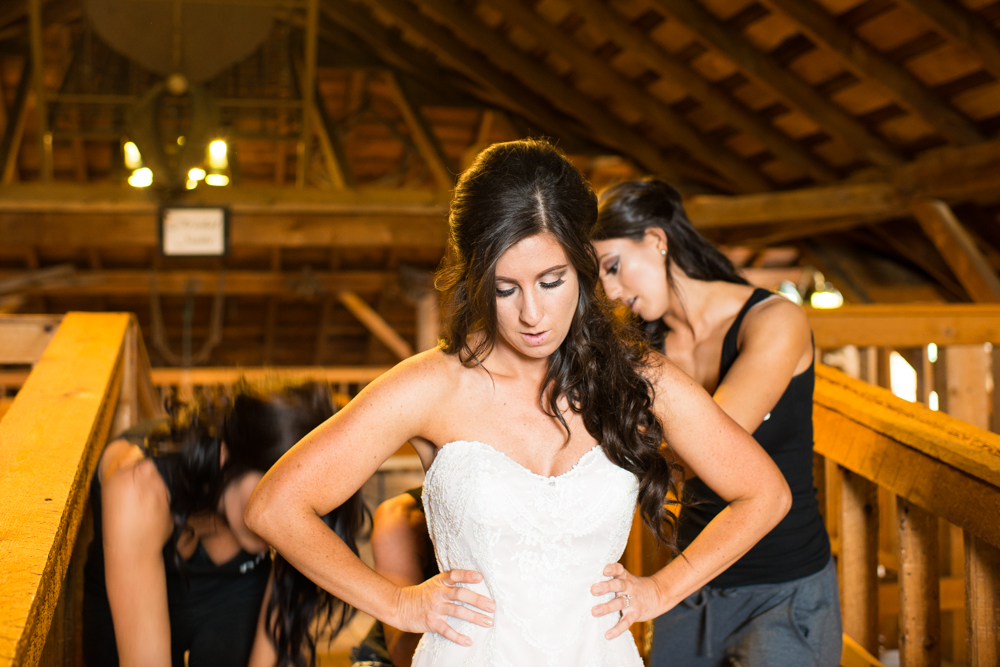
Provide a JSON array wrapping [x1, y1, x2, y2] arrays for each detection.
[[616, 593, 631, 609]]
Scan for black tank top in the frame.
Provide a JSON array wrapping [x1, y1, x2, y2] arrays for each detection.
[[82, 419, 271, 667], [676, 288, 831, 587], [356, 487, 439, 664]]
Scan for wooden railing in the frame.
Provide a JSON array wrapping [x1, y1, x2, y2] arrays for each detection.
[[0, 313, 158, 667]]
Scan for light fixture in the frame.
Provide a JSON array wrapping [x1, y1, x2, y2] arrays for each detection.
[[208, 139, 228, 170], [927, 342, 938, 363], [205, 173, 229, 186], [188, 167, 206, 181], [776, 280, 803, 305], [128, 167, 153, 188], [186, 179, 198, 190], [810, 287, 843, 309], [123, 141, 143, 170]]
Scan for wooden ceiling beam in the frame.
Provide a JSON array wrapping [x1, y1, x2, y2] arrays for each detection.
[[0, 270, 395, 297], [384, 71, 455, 190], [689, 136, 1000, 229], [896, 0, 1000, 83], [403, 0, 726, 188], [650, 0, 905, 168], [568, 0, 837, 184], [350, 0, 587, 143], [485, 0, 769, 193], [910, 199, 1000, 303], [760, 0, 983, 146]]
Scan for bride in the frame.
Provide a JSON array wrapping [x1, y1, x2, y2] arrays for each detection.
[[245, 139, 791, 666]]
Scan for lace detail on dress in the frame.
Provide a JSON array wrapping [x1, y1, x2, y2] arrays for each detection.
[[411, 440, 642, 667]]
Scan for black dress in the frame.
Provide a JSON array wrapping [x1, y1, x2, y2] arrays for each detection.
[[82, 420, 270, 667]]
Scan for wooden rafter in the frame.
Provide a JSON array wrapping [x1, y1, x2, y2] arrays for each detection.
[[650, 0, 904, 168], [384, 71, 455, 190], [910, 199, 1000, 303], [338, 290, 412, 360], [312, 81, 351, 189], [568, 0, 837, 184], [759, 0, 983, 146], [409, 0, 724, 188], [485, 0, 769, 193], [352, 0, 588, 144], [896, 0, 1000, 83], [0, 58, 31, 185]]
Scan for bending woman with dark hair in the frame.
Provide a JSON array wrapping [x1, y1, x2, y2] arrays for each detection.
[[589, 178, 841, 666], [246, 139, 791, 666], [82, 381, 364, 667]]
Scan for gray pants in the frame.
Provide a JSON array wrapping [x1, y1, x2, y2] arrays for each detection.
[[650, 558, 842, 667]]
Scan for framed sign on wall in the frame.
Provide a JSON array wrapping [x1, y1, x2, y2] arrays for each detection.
[[159, 207, 229, 257]]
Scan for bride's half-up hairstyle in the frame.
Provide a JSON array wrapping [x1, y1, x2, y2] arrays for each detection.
[[592, 178, 748, 346], [437, 138, 682, 549], [147, 382, 366, 667]]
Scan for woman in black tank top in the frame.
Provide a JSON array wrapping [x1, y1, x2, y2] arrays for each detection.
[[83, 381, 366, 667], [586, 179, 841, 667]]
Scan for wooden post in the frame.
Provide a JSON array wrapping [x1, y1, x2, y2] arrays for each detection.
[[964, 532, 1000, 667], [842, 468, 880, 655], [296, 0, 318, 188], [415, 292, 439, 353], [898, 498, 941, 667], [28, 0, 51, 182]]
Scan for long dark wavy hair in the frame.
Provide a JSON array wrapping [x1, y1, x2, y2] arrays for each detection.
[[147, 381, 365, 667], [592, 178, 748, 346], [436, 139, 682, 548]]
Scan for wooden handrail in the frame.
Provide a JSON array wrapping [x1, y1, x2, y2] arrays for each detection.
[[0, 313, 150, 667], [815, 364, 1000, 547]]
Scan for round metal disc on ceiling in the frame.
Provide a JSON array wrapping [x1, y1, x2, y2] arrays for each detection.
[[84, 0, 275, 83]]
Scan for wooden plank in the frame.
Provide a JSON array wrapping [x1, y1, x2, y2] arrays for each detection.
[[897, 499, 941, 667], [569, 0, 837, 184], [650, 0, 904, 168], [911, 199, 1000, 303], [415, 291, 440, 353], [338, 290, 412, 360], [964, 532, 1000, 667], [760, 0, 982, 145], [842, 634, 887, 667], [0, 312, 130, 667], [0, 183, 452, 214], [806, 304, 1000, 348], [0, 269, 394, 297], [412, 0, 712, 184], [0, 315, 61, 364], [312, 82, 350, 189], [896, 0, 1000, 83], [815, 364, 1000, 495], [384, 72, 455, 191], [487, 0, 769, 193], [813, 396, 1000, 550], [841, 468, 880, 655]]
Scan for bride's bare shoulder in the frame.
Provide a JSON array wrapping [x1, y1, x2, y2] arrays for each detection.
[[359, 346, 471, 403]]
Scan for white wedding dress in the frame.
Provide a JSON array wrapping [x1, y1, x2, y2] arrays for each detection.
[[412, 440, 643, 667]]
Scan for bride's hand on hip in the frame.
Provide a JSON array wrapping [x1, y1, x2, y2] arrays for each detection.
[[394, 569, 495, 646], [590, 563, 661, 640]]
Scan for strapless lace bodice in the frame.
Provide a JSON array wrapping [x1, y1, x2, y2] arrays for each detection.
[[412, 440, 642, 667]]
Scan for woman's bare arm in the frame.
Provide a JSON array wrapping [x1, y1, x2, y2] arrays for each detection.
[[713, 297, 812, 433], [101, 453, 174, 667], [245, 351, 494, 647], [592, 358, 791, 637]]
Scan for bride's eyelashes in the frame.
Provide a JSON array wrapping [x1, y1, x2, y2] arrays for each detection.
[[495, 277, 565, 298]]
